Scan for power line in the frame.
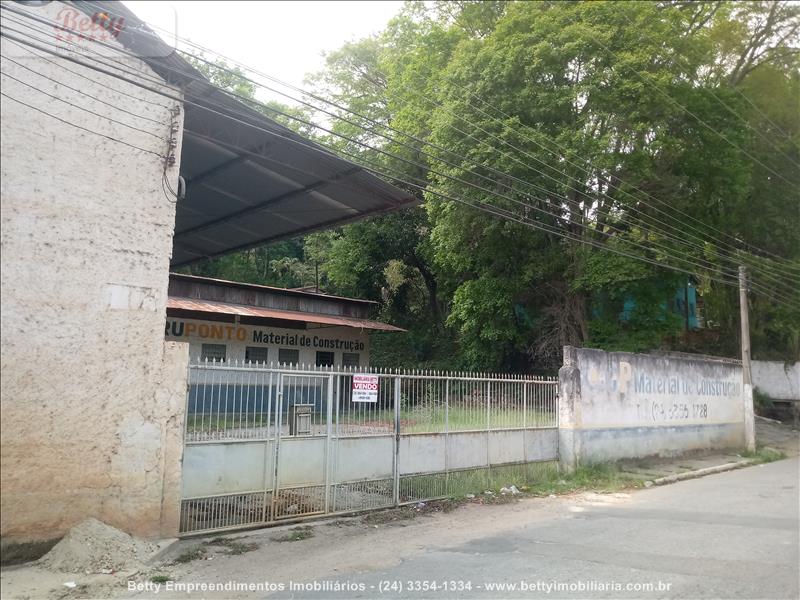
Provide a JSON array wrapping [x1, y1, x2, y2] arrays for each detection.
[[727, 82, 798, 145], [3, 25, 796, 307], [1, 36, 173, 110], [63, 0, 798, 273], [0, 14, 181, 91], [0, 90, 164, 158], [3, 31, 753, 291], [587, 32, 796, 187], [697, 82, 799, 163], [7, 39, 797, 308], [0, 66, 166, 137], [76, 7, 798, 291], [2, 8, 797, 307], [1, 13, 728, 274], [125, 42, 800, 291], [374, 60, 800, 277], [6, 2, 796, 288], [437, 74, 800, 270]]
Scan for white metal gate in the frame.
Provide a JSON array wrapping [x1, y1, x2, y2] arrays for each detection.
[[179, 363, 558, 535]]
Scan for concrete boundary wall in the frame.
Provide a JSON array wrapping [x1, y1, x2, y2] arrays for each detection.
[[558, 347, 753, 470], [752, 360, 799, 401]]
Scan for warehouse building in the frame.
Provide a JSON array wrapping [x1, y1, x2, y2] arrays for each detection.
[[165, 273, 402, 367]]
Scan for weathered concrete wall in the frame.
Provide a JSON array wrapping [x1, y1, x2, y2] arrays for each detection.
[[165, 317, 370, 366], [1, 2, 187, 545], [559, 347, 749, 469], [752, 360, 800, 401]]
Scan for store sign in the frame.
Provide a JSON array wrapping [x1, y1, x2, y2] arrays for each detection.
[[352, 374, 379, 403], [165, 319, 366, 351]]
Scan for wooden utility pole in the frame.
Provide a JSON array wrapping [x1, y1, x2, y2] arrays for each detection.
[[739, 266, 755, 451]]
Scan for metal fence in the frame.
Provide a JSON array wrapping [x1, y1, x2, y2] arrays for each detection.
[[180, 361, 558, 535]]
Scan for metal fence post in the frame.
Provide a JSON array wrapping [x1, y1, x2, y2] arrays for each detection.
[[523, 381, 528, 429], [324, 373, 334, 513], [444, 378, 450, 494], [260, 370, 274, 524], [486, 381, 492, 489], [271, 373, 284, 522], [393, 375, 401, 506]]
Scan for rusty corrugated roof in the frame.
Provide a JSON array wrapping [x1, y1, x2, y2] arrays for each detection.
[[170, 273, 377, 305], [167, 297, 404, 332]]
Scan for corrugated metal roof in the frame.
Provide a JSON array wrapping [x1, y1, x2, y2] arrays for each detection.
[[170, 273, 377, 305], [71, 3, 418, 268], [167, 297, 404, 332]]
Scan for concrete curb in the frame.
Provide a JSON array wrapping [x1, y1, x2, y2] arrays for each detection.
[[145, 538, 180, 566], [648, 460, 754, 487]]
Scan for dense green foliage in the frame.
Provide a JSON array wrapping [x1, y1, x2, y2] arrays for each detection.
[[186, 1, 800, 371]]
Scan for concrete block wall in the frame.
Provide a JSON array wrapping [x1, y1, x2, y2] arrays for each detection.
[[559, 347, 753, 470], [1, 2, 188, 547]]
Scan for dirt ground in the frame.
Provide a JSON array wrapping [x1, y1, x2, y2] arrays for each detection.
[[2, 420, 796, 600], [2, 491, 637, 600]]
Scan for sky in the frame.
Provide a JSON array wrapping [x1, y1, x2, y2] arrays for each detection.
[[124, 1, 405, 102]]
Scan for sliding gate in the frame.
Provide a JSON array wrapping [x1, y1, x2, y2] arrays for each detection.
[[179, 362, 558, 535]]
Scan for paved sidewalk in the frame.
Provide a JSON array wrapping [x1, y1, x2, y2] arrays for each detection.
[[755, 418, 799, 456], [616, 419, 799, 482]]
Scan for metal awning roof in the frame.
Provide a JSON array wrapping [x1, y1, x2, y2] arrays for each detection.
[[168, 297, 405, 332], [172, 100, 417, 266], [73, 3, 418, 268]]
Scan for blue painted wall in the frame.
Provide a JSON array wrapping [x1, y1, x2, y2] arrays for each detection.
[[619, 279, 699, 329]]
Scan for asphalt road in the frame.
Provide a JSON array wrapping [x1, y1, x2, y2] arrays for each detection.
[[273, 458, 799, 600]]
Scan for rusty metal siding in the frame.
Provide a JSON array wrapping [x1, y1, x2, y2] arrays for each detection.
[[167, 297, 404, 332], [169, 274, 372, 318]]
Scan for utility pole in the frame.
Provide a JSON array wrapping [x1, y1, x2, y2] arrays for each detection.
[[739, 266, 755, 451]]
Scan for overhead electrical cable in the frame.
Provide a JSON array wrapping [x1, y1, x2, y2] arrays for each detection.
[[49, 0, 797, 272], [1, 8, 797, 307], [0, 90, 164, 158], [1, 33, 756, 293], [2, 23, 795, 307], [587, 32, 796, 187], [5, 2, 796, 285]]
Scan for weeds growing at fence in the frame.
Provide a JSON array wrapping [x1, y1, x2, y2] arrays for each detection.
[[172, 546, 207, 564], [741, 446, 786, 464], [204, 537, 260, 555], [525, 463, 635, 496], [417, 461, 637, 501], [272, 525, 314, 542]]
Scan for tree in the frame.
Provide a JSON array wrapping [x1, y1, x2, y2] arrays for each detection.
[[184, 2, 800, 369], [311, 0, 799, 367]]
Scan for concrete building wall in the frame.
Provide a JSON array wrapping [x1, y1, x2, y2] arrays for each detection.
[[559, 347, 749, 468], [165, 317, 370, 366], [752, 360, 800, 401], [0, 2, 187, 546]]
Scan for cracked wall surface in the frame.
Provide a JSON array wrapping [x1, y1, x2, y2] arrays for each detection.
[[1, 1, 188, 545]]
